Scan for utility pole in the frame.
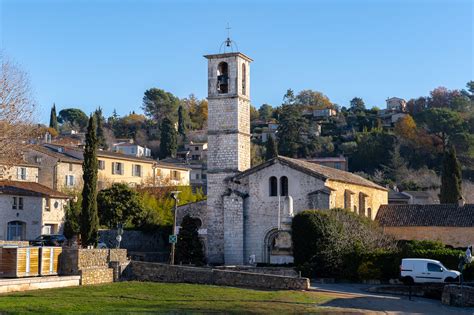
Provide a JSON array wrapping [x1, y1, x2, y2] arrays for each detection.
[[169, 191, 180, 265]]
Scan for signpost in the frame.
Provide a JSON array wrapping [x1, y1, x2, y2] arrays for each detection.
[[169, 191, 180, 265]]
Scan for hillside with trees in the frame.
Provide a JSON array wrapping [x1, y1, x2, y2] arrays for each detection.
[[48, 81, 473, 199]]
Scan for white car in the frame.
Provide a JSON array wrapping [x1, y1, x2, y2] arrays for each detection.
[[400, 258, 460, 284]]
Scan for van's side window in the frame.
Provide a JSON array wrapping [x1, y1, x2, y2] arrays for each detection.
[[427, 263, 442, 272]]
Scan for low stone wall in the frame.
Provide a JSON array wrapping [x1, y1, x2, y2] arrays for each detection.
[[0, 240, 29, 247], [128, 261, 309, 290], [442, 284, 474, 307], [60, 248, 128, 275], [0, 276, 80, 293], [59, 248, 129, 285], [215, 266, 298, 277], [80, 267, 114, 286]]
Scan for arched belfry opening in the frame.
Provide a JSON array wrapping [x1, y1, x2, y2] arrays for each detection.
[[217, 62, 229, 94]]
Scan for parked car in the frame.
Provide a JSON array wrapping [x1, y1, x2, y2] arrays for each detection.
[[30, 234, 67, 246], [400, 258, 460, 284]]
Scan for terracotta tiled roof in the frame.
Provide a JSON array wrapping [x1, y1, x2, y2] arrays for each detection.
[[233, 156, 386, 191], [0, 181, 69, 198], [376, 204, 474, 227]]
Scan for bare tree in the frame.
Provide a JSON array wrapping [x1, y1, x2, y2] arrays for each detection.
[[0, 52, 36, 166]]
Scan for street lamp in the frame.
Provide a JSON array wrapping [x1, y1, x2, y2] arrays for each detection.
[[169, 191, 180, 265]]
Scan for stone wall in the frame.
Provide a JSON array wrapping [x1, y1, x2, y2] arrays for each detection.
[[80, 267, 114, 286], [60, 248, 129, 285], [382, 226, 474, 248], [326, 179, 388, 220], [128, 261, 309, 290], [214, 266, 298, 277], [442, 284, 474, 307]]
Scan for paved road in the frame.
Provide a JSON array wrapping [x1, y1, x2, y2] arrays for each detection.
[[311, 282, 474, 314]]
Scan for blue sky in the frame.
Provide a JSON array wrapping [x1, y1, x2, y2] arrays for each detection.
[[1, 0, 472, 123]]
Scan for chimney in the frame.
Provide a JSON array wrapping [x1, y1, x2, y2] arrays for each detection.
[[458, 197, 466, 207]]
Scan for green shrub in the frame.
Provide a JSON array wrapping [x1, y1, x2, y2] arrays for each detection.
[[357, 261, 382, 280], [292, 208, 396, 278]]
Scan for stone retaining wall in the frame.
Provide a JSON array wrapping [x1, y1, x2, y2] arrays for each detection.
[[59, 248, 129, 285], [80, 267, 114, 286], [214, 266, 298, 277], [442, 284, 474, 307], [128, 261, 309, 290], [60, 248, 128, 275]]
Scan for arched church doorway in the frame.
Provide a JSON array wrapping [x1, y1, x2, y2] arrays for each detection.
[[264, 229, 294, 264]]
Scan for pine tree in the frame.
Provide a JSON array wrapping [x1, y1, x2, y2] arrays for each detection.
[[176, 215, 205, 266], [159, 117, 177, 159], [439, 146, 462, 204], [94, 107, 108, 150], [265, 135, 278, 160], [49, 103, 58, 131], [80, 115, 99, 247]]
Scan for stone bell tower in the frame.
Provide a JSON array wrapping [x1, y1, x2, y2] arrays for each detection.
[[204, 47, 252, 264]]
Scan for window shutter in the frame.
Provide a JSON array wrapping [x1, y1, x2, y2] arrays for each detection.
[[17, 168, 21, 179], [65, 175, 68, 186], [112, 162, 116, 174]]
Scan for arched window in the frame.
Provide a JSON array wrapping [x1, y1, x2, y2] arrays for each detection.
[[217, 62, 229, 94], [241, 63, 246, 95], [7, 221, 25, 241], [353, 205, 357, 213], [280, 176, 288, 196], [269, 176, 278, 196]]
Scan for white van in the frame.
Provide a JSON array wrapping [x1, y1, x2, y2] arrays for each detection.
[[400, 258, 460, 284]]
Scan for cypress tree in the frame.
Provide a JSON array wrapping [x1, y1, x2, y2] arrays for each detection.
[[95, 107, 108, 150], [178, 105, 186, 136], [265, 135, 278, 160], [176, 215, 205, 266], [439, 146, 462, 204], [81, 115, 99, 247], [159, 117, 177, 159], [49, 103, 58, 131]]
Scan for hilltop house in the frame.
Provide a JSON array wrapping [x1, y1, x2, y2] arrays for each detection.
[[23, 144, 190, 192]]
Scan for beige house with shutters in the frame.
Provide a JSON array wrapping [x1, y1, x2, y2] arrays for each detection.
[[24, 144, 190, 193], [0, 162, 39, 182]]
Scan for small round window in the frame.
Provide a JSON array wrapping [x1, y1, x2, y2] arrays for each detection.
[[54, 201, 59, 209]]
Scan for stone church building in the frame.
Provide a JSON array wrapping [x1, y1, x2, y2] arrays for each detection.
[[179, 49, 388, 265]]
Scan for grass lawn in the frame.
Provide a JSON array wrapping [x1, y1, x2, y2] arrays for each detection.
[[0, 281, 343, 314]]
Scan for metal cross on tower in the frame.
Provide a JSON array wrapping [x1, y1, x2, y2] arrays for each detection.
[[220, 23, 238, 53]]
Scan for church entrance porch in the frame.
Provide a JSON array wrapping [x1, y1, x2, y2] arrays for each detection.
[[263, 229, 294, 265]]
